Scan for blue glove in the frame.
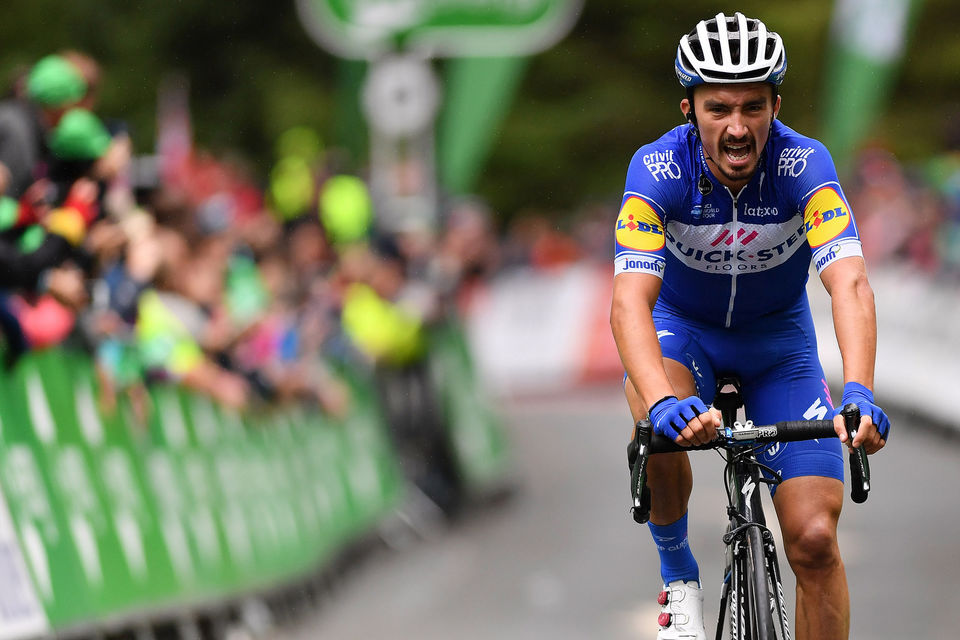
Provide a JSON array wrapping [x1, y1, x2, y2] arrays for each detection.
[[836, 382, 891, 441], [649, 395, 710, 442]]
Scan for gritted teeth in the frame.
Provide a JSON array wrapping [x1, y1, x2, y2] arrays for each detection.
[[724, 143, 750, 160]]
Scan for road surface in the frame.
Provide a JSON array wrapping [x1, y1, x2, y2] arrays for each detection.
[[279, 384, 960, 640]]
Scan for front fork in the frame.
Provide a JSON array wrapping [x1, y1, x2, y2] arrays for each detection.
[[720, 453, 784, 640], [765, 535, 791, 640]]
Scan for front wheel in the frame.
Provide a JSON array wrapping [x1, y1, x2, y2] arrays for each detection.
[[746, 526, 778, 640]]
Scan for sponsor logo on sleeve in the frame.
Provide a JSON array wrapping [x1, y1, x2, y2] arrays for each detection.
[[811, 238, 862, 273], [643, 150, 682, 182], [616, 197, 666, 251], [614, 252, 665, 277], [617, 254, 665, 274], [803, 187, 851, 247], [778, 146, 815, 177], [814, 242, 844, 271]]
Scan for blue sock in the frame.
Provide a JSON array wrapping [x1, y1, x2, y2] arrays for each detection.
[[648, 512, 700, 586]]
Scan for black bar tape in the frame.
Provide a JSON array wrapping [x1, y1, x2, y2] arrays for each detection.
[[762, 420, 836, 442]]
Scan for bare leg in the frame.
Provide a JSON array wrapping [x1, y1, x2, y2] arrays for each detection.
[[773, 476, 849, 640], [624, 358, 698, 525]]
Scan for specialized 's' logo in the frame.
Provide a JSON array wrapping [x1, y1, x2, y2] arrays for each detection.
[[803, 397, 829, 421], [741, 477, 756, 503], [804, 187, 851, 247], [616, 197, 665, 251]]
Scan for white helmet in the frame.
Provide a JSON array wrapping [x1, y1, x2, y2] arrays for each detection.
[[675, 12, 787, 88]]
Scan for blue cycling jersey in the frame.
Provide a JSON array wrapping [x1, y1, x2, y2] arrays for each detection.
[[614, 120, 862, 328]]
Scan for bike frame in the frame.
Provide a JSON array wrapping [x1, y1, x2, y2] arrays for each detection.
[[627, 379, 867, 640], [713, 378, 788, 640], [717, 436, 789, 640]]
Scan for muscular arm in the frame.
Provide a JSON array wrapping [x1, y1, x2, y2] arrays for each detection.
[[820, 255, 889, 452], [610, 272, 675, 410], [819, 256, 876, 388]]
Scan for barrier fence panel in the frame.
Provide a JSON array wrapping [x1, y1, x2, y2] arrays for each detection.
[[0, 347, 407, 638], [0, 361, 52, 639], [2, 350, 110, 625], [429, 321, 511, 491], [71, 356, 182, 608], [147, 383, 226, 598]]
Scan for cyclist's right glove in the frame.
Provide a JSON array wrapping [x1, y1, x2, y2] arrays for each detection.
[[836, 381, 891, 441], [648, 395, 709, 442]]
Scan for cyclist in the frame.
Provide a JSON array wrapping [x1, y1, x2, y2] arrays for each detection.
[[610, 12, 890, 640]]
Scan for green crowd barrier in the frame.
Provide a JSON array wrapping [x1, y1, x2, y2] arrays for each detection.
[[0, 347, 405, 638], [428, 320, 511, 492]]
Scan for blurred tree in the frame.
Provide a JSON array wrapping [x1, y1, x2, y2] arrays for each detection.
[[0, 0, 340, 177], [0, 0, 955, 219]]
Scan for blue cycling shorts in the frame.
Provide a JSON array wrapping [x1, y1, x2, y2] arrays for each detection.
[[644, 292, 843, 490]]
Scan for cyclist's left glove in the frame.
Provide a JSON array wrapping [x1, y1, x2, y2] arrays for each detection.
[[836, 381, 891, 441]]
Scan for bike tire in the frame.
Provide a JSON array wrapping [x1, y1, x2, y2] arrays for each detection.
[[728, 546, 747, 640], [746, 525, 778, 640], [765, 546, 792, 640]]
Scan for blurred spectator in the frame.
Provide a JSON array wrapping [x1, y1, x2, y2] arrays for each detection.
[[502, 210, 582, 270], [0, 55, 86, 198], [434, 197, 501, 291], [847, 148, 915, 264], [59, 50, 101, 111], [845, 144, 960, 278]]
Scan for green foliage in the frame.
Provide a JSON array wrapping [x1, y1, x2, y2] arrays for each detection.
[[0, 0, 338, 176], [0, 0, 954, 216], [480, 0, 839, 215]]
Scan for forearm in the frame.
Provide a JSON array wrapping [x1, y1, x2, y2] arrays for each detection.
[[610, 278, 675, 411], [826, 262, 877, 388]]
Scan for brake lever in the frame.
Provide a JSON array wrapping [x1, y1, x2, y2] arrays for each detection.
[[628, 419, 653, 523], [842, 403, 870, 504]]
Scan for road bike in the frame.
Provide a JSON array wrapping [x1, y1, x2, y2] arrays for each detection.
[[627, 377, 871, 640]]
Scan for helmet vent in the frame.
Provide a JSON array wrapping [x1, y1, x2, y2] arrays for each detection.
[[765, 36, 779, 59], [747, 37, 759, 63], [674, 12, 787, 88]]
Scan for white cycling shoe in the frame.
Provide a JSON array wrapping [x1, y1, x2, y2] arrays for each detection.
[[655, 580, 706, 640]]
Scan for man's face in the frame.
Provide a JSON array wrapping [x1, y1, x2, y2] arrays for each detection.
[[681, 83, 781, 192]]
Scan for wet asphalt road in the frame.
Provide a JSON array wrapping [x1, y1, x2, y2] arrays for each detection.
[[279, 385, 960, 640]]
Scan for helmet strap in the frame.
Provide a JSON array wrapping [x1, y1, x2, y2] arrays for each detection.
[[685, 87, 699, 129]]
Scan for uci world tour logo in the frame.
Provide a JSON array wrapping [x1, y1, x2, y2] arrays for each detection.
[[616, 196, 666, 251], [804, 187, 851, 247]]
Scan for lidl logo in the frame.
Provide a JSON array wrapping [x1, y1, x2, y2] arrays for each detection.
[[804, 187, 851, 247], [616, 197, 665, 251]]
